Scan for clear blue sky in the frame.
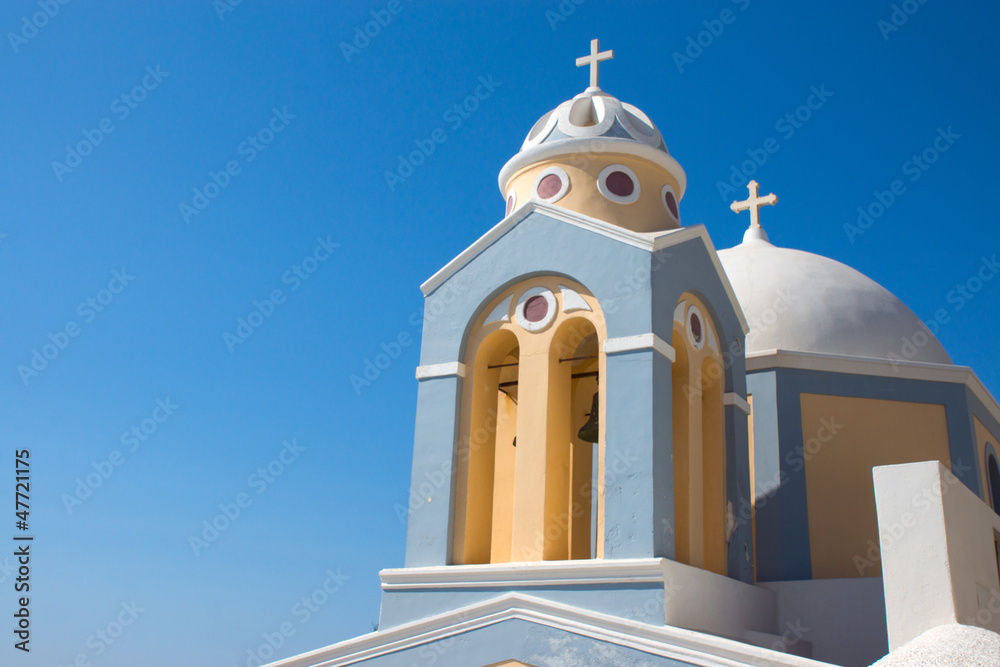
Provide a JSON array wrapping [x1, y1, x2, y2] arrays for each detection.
[[1, 1, 998, 665]]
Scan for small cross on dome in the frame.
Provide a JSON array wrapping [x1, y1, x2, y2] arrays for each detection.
[[731, 180, 778, 230], [576, 39, 614, 88]]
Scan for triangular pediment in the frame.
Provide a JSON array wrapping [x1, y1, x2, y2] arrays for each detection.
[[420, 201, 748, 334], [264, 592, 829, 667]]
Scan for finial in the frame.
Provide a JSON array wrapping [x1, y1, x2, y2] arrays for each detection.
[[576, 39, 613, 89], [731, 180, 777, 241]]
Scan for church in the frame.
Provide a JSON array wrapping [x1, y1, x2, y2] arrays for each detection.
[[267, 41, 1000, 667]]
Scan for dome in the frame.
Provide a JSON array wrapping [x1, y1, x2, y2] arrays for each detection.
[[498, 87, 686, 197], [521, 87, 668, 152], [717, 228, 952, 365]]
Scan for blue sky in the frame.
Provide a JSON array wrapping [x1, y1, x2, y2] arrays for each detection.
[[1, 1, 998, 665]]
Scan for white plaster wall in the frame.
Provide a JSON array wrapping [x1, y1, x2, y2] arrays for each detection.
[[660, 558, 777, 639], [759, 577, 888, 667], [873, 461, 1000, 650]]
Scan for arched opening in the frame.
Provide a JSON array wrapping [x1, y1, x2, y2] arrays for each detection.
[[454, 329, 519, 564], [453, 278, 605, 564], [671, 295, 727, 575], [988, 452, 1000, 514]]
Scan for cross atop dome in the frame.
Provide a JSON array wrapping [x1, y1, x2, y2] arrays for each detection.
[[576, 38, 613, 88], [731, 180, 777, 241]]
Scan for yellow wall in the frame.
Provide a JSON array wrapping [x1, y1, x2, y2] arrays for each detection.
[[800, 394, 951, 578], [503, 154, 683, 233], [974, 417, 1000, 506]]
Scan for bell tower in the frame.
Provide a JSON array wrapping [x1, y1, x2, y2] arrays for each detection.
[[381, 40, 755, 631]]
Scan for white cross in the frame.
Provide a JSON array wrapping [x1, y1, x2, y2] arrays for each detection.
[[730, 180, 778, 229], [576, 39, 614, 88]]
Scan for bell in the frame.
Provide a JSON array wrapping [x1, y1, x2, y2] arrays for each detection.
[[577, 392, 599, 443]]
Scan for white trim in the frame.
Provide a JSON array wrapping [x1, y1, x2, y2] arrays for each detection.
[[686, 304, 707, 351], [499, 136, 687, 198], [604, 333, 675, 362], [531, 166, 570, 203], [651, 225, 749, 336], [261, 590, 830, 667], [415, 362, 466, 380], [747, 348, 1000, 433], [747, 348, 965, 381], [419, 203, 749, 335], [515, 286, 557, 332], [559, 284, 591, 313], [724, 392, 751, 415], [380, 558, 666, 590], [620, 102, 661, 147], [597, 164, 641, 204], [483, 295, 513, 325], [522, 108, 558, 149], [560, 94, 613, 136], [661, 183, 681, 224]]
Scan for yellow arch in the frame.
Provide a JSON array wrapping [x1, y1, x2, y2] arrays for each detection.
[[454, 277, 606, 564]]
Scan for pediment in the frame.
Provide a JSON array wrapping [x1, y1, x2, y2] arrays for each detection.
[[420, 201, 747, 334]]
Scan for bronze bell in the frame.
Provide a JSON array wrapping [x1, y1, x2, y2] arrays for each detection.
[[577, 392, 599, 443]]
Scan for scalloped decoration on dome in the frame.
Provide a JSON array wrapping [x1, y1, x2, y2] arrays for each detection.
[[520, 88, 668, 153]]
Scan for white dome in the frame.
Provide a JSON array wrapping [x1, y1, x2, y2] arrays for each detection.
[[717, 231, 951, 365]]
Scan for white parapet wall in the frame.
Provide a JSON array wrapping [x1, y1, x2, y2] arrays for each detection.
[[873, 460, 1000, 650]]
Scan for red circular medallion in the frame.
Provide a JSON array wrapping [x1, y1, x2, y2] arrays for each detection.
[[524, 295, 549, 322]]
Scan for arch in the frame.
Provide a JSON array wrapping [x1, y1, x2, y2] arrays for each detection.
[[671, 292, 727, 575], [988, 450, 1000, 514], [453, 277, 606, 564]]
